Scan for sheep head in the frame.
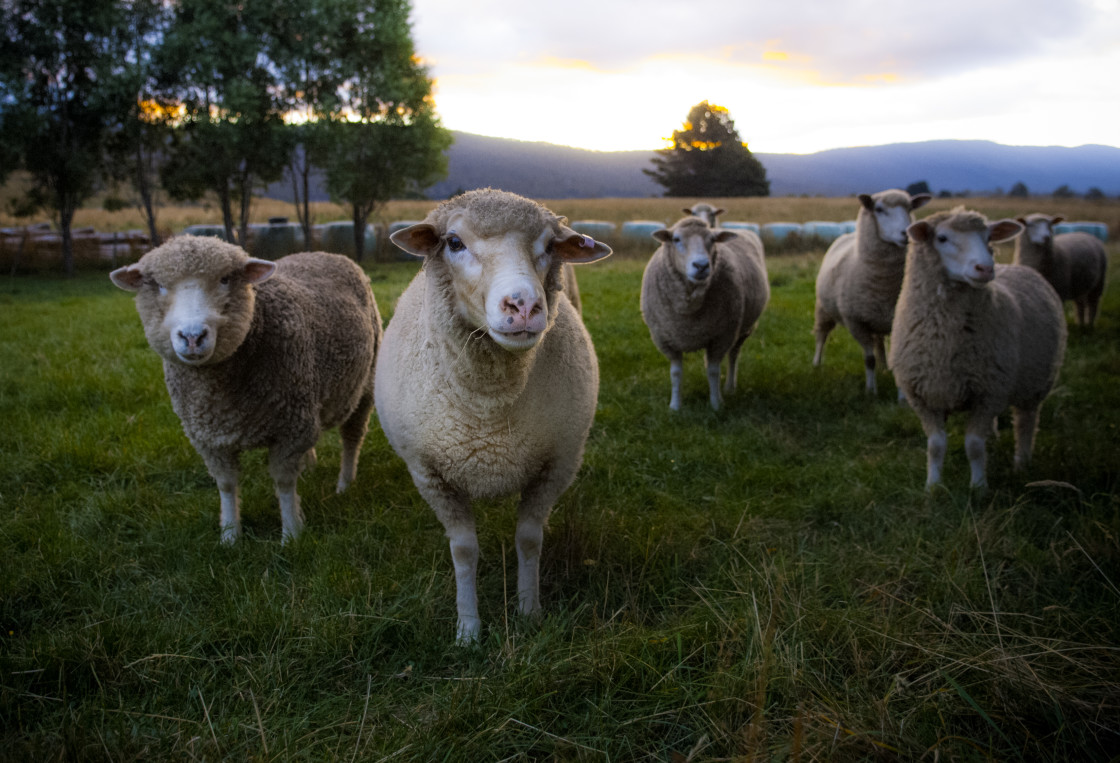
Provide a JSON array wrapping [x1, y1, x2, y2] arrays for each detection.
[[682, 203, 725, 228], [653, 217, 738, 285], [391, 189, 610, 352], [908, 210, 1022, 288], [859, 189, 933, 248], [110, 236, 275, 366], [1016, 213, 1064, 247]]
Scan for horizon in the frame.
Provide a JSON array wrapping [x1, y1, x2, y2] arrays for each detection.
[[411, 0, 1120, 155]]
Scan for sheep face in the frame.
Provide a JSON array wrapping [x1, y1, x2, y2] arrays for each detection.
[[391, 199, 610, 353], [111, 241, 276, 365], [1018, 214, 1063, 246], [683, 203, 725, 228], [859, 191, 932, 248], [908, 215, 1023, 288], [653, 219, 737, 285]]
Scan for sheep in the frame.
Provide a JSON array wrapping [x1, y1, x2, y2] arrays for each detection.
[[888, 208, 1066, 489], [683, 202, 725, 228], [812, 189, 932, 394], [374, 188, 611, 643], [110, 235, 381, 543], [1013, 213, 1107, 328], [640, 216, 769, 411]]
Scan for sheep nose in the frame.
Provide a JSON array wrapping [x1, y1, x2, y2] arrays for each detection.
[[973, 263, 994, 281], [691, 259, 710, 278], [177, 327, 209, 352], [500, 292, 543, 322]]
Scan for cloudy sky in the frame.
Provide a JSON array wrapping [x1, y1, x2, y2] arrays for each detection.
[[409, 0, 1120, 155]]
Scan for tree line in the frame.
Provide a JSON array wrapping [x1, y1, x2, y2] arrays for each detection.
[[0, 0, 450, 274]]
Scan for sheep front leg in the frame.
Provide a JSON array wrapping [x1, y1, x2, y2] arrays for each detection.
[[412, 469, 480, 642], [200, 448, 241, 544], [270, 449, 307, 543], [668, 352, 684, 411], [913, 409, 948, 488]]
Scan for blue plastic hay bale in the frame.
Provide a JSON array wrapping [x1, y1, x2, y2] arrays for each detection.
[[315, 221, 379, 257], [1054, 221, 1109, 242], [841, 220, 858, 234], [180, 224, 230, 241], [721, 221, 761, 234], [621, 220, 664, 240], [570, 221, 616, 240], [761, 222, 801, 242], [251, 221, 305, 261], [801, 221, 845, 244]]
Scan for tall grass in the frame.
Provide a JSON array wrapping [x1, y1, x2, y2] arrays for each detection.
[[1, 224, 1118, 759]]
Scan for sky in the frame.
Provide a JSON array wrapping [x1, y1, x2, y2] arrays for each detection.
[[409, 0, 1120, 155]]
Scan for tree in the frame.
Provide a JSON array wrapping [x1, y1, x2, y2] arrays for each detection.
[[1085, 187, 1105, 201], [1052, 184, 1075, 199], [0, 0, 124, 275], [906, 180, 931, 196], [157, 0, 294, 247], [1008, 181, 1030, 198], [645, 101, 769, 197], [102, 0, 174, 247], [315, 0, 451, 261]]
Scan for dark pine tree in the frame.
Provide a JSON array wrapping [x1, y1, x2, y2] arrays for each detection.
[[645, 101, 769, 197]]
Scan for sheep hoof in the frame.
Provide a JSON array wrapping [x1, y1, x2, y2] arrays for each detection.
[[220, 526, 240, 545], [455, 619, 482, 645]]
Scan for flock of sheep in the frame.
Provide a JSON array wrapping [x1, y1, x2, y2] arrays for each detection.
[[110, 187, 1108, 642]]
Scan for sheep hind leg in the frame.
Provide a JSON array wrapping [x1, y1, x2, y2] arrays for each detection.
[[337, 391, 373, 493], [1011, 405, 1040, 472], [724, 336, 748, 395], [668, 353, 684, 411], [705, 350, 724, 411], [812, 321, 834, 367], [914, 410, 948, 489]]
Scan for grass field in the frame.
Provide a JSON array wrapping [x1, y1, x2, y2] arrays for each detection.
[[2, 210, 1119, 760]]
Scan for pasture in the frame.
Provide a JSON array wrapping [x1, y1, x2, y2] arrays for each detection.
[[2, 201, 1119, 760]]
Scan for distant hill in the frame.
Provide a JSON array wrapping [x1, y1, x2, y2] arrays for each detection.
[[267, 132, 1120, 201]]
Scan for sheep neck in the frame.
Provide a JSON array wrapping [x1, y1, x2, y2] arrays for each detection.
[[661, 249, 715, 315]]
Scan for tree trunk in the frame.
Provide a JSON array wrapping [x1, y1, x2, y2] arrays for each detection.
[[135, 143, 162, 247], [218, 185, 236, 244], [59, 200, 76, 278], [351, 201, 375, 263]]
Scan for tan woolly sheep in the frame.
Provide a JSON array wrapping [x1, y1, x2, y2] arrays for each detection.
[[640, 216, 770, 411], [813, 189, 932, 394], [374, 189, 611, 643], [111, 236, 381, 543], [1013, 213, 1107, 328], [889, 209, 1066, 489]]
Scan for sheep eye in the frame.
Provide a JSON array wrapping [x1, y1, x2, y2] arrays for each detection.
[[446, 235, 465, 253], [220, 275, 231, 286], [936, 234, 949, 243], [672, 235, 682, 244]]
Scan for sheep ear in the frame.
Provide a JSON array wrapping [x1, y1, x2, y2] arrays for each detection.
[[552, 226, 611, 263], [907, 221, 934, 243], [989, 219, 1024, 244], [243, 258, 276, 284], [390, 223, 441, 258], [712, 230, 740, 243], [910, 194, 932, 210], [714, 207, 726, 216], [1050, 215, 1065, 226], [1016, 216, 1029, 226], [652, 228, 671, 243], [682, 207, 693, 216], [859, 194, 875, 211], [110, 264, 144, 291]]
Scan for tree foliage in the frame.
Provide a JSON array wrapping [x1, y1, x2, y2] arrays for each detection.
[[1008, 181, 1030, 198], [645, 102, 769, 198], [0, 0, 126, 274], [906, 180, 932, 196]]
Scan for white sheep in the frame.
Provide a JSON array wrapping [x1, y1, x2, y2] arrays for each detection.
[[110, 236, 381, 543], [683, 202, 725, 228], [889, 208, 1066, 489], [640, 216, 770, 411], [1013, 213, 1108, 328], [812, 189, 932, 394], [374, 189, 611, 643]]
